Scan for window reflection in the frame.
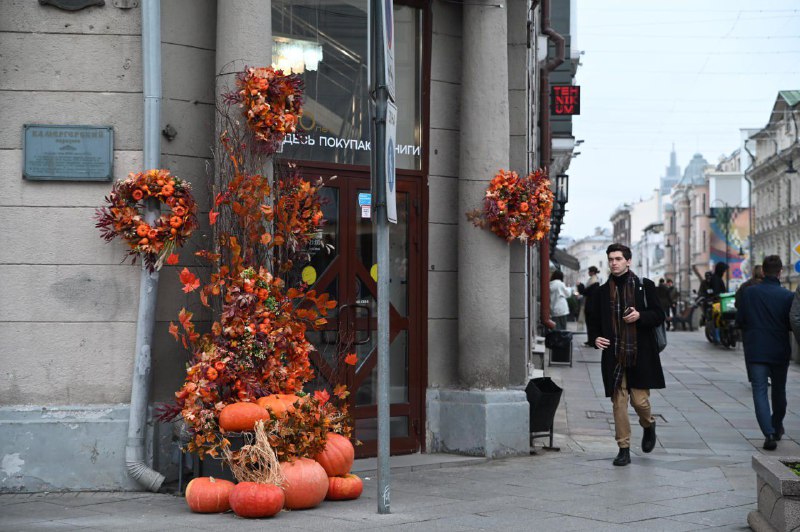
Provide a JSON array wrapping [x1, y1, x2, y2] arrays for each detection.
[[272, 2, 421, 169]]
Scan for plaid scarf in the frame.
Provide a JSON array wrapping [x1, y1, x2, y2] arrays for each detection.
[[610, 271, 639, 391]]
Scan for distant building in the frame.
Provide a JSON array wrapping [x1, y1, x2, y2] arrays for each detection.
[[564, 227, 613, 286]]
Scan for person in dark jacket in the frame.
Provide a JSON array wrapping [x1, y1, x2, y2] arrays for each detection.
[[587, 243, 666, 466], [734, 265, 763, 309], [735, 255, 794, 451], [656, 279, 672, 330], [579, 265, 601, 345], [710, 262, 728, 296], [792, 285, 800, 346]]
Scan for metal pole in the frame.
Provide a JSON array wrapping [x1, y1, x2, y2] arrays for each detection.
[[371, 0, 391, 514]]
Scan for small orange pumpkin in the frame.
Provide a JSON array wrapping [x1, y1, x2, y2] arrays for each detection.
[[256, 394, 296, 418], [218, 402, 270, 432], [229, 481, 284, 518], [326, 474, 363, 501], [280, 458, 328, 510], [314, 433, 355, 477], [184, 476, 235, 513]]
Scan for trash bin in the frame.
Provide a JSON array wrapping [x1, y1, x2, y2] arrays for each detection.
[[546, 330, 573, 366], [525, 377, 563, 451]]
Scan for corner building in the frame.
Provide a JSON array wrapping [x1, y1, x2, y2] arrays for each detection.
[[0, 0, 577, 490]]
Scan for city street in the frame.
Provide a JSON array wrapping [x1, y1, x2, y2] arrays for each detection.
[[2, 329, 797, 531]]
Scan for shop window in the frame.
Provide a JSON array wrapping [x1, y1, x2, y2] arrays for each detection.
[[272, 1, 422, 170]]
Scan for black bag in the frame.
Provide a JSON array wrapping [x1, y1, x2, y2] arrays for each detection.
[[643, 281, 667, 353]]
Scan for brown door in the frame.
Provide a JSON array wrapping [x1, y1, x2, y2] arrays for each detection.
[[298, 170, 422, 457]]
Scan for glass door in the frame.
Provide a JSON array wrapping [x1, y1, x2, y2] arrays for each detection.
[[299, 171, 422, 457]]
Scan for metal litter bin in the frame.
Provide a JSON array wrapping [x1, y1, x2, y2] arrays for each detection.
[[546, 330, 573, 366], [525, 377, 563, 451]]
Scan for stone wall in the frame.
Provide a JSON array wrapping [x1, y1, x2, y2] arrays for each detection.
[[0, 0, 216, 491]]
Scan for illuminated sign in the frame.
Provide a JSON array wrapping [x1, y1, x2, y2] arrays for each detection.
[[551, 85, 580, 116]]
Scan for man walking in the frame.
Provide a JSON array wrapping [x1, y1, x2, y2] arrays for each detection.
[[588, 244, 666, 466], [736, 255, 794, 450]]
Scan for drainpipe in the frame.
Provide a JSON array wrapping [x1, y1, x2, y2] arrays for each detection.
[[126, 0, 166, 492], [538, 0, 565, 331]]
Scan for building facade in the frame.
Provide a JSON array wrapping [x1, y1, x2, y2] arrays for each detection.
[[0, 0, 580, 491], [748, 91, 800, 289]]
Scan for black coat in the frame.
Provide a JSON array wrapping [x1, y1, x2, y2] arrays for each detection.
[[588, 276, 666, 397], [735, 276, 794, 364]]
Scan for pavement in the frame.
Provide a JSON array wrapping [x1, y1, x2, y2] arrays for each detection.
[[3, 328, 800, 531]]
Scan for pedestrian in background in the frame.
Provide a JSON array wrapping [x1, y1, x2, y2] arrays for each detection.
[[550, 269, 573, 331], [578, 265, 601, 346], [666, 278, 678, 322], [735, 255, 794, 451], [735, 265, 764, 309], [790, 284, 800, 351], [588, 243, 665, 466], [656, 278, 672, 330]]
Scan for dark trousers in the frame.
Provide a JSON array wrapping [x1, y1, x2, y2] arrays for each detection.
[[746, 362, 789, 437]]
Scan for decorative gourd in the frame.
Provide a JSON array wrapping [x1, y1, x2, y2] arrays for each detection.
[[280, 458, 329, 510], [184, 476, 235, 513], [219, 402, 270, 432], [326, 474, 363, 501], [314, 433, 355, 477], [229, 481, 284, 518], [256, 394, 296, 418]]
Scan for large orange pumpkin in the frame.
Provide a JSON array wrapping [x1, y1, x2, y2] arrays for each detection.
[[229, 482, 284, 518], [326, 474, 363, 501], [256, 394, 296, 418], [314, 433, 355, 477], [219, 402, 270, 432], [280, 458, 328, 510], [184, 476, 235, 513]]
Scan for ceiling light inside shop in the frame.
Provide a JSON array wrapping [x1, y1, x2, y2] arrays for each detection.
[[273, 37, 323, 74]]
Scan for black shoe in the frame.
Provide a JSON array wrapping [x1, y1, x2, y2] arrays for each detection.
[[775, 426, 785, 441], [763, 434, 778, 451], [613, 448, 631, 466], [642, 421, 657, 453]]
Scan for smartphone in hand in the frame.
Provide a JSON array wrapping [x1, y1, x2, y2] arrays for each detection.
[[623, 307, 634, 316]]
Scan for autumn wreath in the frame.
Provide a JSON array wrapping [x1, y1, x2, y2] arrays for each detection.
[[230, 66, 304, 152], [467, 168, 554, 245], [95, 169, 198, 271]]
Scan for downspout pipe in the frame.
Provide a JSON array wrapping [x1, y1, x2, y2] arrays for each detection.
[[126, 0, 165, 492], [538, 0, 565, 331]]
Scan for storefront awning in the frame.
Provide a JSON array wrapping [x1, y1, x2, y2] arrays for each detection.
[[551, 247, 580, 271]]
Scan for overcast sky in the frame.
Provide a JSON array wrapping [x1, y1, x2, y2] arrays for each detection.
[[564, 0, 800, 240]]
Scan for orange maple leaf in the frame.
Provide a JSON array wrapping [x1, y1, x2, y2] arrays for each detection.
[[178, 308, 194, 329], [344, 353, 357, 366], [314, 389, 330, 405], [168, 322, 179, 341], [166, 253, 179, 265], [179, 268, 200, 293], [209, 211, 219, 225], [333, 384, 349, 400]]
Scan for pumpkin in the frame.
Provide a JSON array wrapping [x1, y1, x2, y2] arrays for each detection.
[[314, 433, 355, 477], [326, 474, 363, 501], [229, 482, 284, 518], [184, 476, 235, 513], [256, 394, 296, 418], [280, 458, 329, 510], [219, 402, 270, 432]]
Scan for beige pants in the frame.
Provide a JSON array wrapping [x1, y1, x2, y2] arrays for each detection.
[[612, 373, 655, 448]]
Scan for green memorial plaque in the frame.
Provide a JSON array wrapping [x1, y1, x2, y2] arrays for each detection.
[[23, 124, 114, 181]]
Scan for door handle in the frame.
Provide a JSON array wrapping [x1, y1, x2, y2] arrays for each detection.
[[350, 303, 372, 346]]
